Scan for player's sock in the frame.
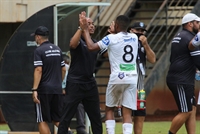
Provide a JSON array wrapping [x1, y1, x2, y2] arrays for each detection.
[[192, 32, 200, 47], [105, 120, 115, 134], [122, 123, 133, 134], [168, 130, 173, 134]]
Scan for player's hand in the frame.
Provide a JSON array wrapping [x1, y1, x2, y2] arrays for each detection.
[[139, 35, 148, 46], [192, 32, 200, 47], [79, 11, 88, 31], [108, 21, 115, 34], [32, 91, 40, 104]]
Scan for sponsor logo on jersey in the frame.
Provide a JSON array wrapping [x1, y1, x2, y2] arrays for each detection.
[[102, 36, 110, 45], [118, 72, 125, 79], [126, 73, 136, 77], [124, 38, 133, 42]]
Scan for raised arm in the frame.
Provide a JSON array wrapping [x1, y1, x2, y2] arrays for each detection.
[[69, 27, 82, 49], [79, 11, 100, 51], [140, 35, 156, 63]]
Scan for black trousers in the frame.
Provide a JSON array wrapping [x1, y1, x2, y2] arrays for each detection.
[[76, 103, 86, 133], [58, 81, 103, 134]]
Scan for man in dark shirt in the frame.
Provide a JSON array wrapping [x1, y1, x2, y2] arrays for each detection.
[[58, 18, 106, 134], [31, 26, 66, 134], [166, 13, 200, 134], [129, 22, 156, 134]]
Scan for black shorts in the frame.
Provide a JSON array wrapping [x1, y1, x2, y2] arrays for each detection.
[[132, 109, 146, 116], [167, 83, 196, 112], [35, 94, 63, 123]]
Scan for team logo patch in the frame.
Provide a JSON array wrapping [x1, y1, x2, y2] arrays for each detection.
[[141, 47, 144, 53], [102, 36, 110, 46], [50, 46, 53, 49], [195, 35, 199, 41], [140, 22, 144, 28], [118, 72, 125, 79]]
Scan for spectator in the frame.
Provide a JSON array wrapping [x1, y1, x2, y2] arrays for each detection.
[[129, 21, 156, 134]]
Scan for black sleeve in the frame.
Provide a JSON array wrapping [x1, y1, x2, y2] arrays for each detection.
[[190, 47, 200, 70]]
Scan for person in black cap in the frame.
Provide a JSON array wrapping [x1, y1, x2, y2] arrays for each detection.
[[31, 26, 66, 134], [129, 22, 156, 134]]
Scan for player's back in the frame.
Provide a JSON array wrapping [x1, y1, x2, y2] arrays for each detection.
[[100, 32, 138, 84], [107, 32, 138, 74]]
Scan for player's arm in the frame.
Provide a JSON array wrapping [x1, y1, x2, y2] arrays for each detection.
[[140, 35, 156, 63], [82, 30, 100, 51], [188, 32, 200, 50], [69, 27, 82, 49]]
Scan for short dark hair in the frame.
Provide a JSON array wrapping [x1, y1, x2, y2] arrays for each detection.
[[115, 15, 130, 31]]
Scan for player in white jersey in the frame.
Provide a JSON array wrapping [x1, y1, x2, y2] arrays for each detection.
[[79, 11, 138, 134]]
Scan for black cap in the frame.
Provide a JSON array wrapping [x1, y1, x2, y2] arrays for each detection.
[[130, 22, 147, 31], [31, 26, 49, 36]]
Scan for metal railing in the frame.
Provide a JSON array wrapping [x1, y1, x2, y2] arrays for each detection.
[[144, 0, 199, 95]]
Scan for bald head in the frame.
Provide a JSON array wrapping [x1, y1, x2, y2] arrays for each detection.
[[86, 17, 95, 34]]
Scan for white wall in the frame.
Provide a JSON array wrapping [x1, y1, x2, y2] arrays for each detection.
[[0, 0, 100, 22]]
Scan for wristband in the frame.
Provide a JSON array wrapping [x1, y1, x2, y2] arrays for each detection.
[[32, 88, 37, 92], [78, 26, 82, 31]]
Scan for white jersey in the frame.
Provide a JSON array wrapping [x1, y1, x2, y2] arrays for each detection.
[[97, 32, 138, 84]]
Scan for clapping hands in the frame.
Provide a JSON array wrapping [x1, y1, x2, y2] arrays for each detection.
[[79, 11, 88, 31]]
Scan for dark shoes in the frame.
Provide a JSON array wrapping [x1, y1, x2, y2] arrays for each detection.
[[76, 131, 88, 134], [68, 130, 74, 134]]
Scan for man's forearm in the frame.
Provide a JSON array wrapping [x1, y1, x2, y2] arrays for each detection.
[[144, 44, 156, 64], [33, 69, 42, 89], [69, 28, 82, 49]]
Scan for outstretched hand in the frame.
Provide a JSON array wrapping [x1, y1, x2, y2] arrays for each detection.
[[108, 21, 115, 34], [79, 11, 88, 30]]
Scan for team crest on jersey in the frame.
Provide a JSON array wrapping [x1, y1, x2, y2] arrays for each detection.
[[195, 34, 199, 41], [50, 46, 53, 49], [141, 47, 144, 53], [118, 72, 125, 79], [102, 36, 110, 46]]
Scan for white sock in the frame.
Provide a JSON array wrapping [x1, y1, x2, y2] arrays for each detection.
[[123, 123, 133, 134], [105, 120, 116, 134]]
